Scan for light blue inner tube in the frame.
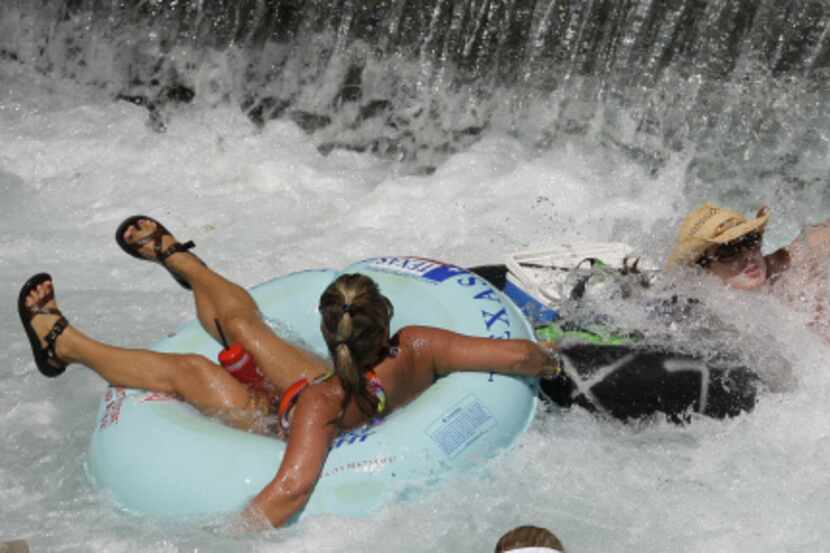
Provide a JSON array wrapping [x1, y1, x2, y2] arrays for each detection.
[[86, 256, 538, 520]]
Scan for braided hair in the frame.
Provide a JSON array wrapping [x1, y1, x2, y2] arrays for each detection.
[[318, 273, 394, 419]]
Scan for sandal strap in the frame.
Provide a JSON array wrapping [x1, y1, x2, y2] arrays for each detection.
[[44, 316, 69, 363], [129, 221, 195, 265], [131, 225, 168, 259], [158, 240, 196, 264], [28, 287, 57, 315], [30, 305, 62, 316]]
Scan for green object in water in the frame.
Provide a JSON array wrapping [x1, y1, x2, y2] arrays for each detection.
[[535, 322, 632, 346]]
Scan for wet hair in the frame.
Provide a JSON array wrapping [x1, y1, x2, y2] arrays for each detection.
[[318, 273, 394, 419], [495, 526, 564, 552]]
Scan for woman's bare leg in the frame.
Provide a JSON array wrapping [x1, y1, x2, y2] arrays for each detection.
[[122, 220, 328, 392], [25, 280, 265, 430]]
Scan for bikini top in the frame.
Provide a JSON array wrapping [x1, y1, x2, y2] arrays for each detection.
[[277, 369, 387, 432], [277, 333, 402, 432]]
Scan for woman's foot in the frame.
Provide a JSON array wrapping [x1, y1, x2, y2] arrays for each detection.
[[116, 215, 201, 290], [121, 217, 183, 261], [18, 274, 71, 377]]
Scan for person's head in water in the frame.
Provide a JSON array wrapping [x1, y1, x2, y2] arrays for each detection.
[[667, 202, 769, 290], [494, 525, 565, 553], [319, 273, 393, 415]]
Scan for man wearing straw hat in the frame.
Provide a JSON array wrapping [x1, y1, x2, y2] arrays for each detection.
[[668, 202, 830, 341]]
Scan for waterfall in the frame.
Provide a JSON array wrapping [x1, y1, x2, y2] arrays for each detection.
[[1, 0, 828, 183]]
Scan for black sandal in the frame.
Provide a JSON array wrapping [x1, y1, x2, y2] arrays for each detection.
[[18, 273, 70, 378], [115, 215, 201, 290]]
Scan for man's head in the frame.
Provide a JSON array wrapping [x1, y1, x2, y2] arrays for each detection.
[[667, 202, 769, 290], [494, 525, 564, 553]]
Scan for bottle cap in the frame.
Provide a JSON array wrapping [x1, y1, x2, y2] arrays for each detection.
[[218, 343, 245, 365]]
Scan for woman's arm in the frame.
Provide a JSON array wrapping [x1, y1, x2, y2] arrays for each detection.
[[797, 219, 830, 258], [242, 387, 339, 528], [406, 326, 559, 378]]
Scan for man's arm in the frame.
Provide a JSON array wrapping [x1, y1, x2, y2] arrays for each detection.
[[799, 219, 830, 258]]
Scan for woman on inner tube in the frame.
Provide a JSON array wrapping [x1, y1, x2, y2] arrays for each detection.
[[18, 216, 560, 529]]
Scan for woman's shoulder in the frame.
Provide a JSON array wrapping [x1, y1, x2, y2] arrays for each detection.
[[304, 376, 346, 408], [394, 325, 454, 345]]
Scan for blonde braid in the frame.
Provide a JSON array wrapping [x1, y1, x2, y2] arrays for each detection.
[[319, 274, 392, 419], [335, 312, 359, 393], [334, 289, 361, 392]]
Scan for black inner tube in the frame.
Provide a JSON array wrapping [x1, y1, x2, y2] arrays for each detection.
[[467, 264, 759, 423]]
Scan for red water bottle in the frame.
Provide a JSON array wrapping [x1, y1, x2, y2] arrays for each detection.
[[215, 320, 266, 389]]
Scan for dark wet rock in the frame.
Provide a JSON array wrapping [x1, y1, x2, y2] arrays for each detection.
[[317, 142, 370, 156], [115, 94, 151, 109], [413, 164, 437, 176], [115, 94, 167, 132], [115, 82, 195, 133], [146, 104, 167, 133], [115, 93, 151, 108], [159, 84, 195, 105], [372, 132, 416, 162], [453, 125, 486, 139], [358, 100, 392, 123], [0, 49, 19, 62], [334, 64, 364, 106], [289, 110, 332, 133], [243, 95, 293, 128]]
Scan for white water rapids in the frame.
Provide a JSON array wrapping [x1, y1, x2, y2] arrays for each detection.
[[2, 60, 829, 553]]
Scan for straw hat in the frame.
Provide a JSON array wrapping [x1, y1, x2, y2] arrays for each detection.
[[666, 202, 769, 268]]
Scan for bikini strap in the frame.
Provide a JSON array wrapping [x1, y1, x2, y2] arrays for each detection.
[[366, 370, 387, 414], [313, 370, 336, 385], [277, 370, 335, 432], [277, 369, 385, 433], [277, 377, 310, 432]]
